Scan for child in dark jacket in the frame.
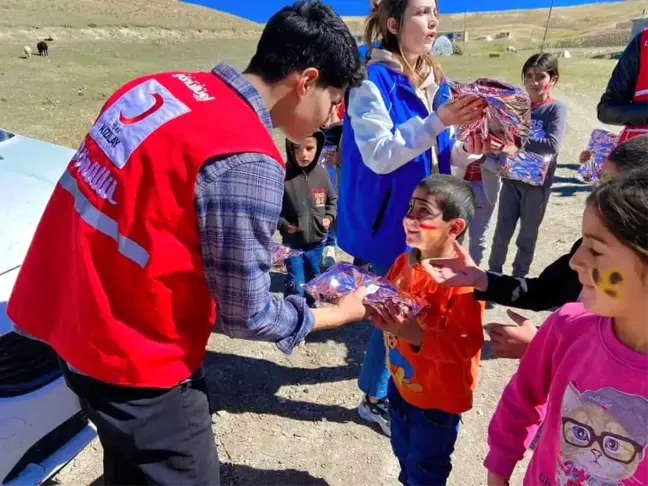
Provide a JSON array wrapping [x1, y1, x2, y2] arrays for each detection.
[[279, 132, 337, 307]]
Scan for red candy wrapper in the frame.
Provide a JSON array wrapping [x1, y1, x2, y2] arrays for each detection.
[[577, 129, 618, 185], [270, 241, 303, 268], [445, 78, 532, 156], [303, 263, 422, 316]]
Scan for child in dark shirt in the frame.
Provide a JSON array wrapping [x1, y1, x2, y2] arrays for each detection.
[[279, 132, 337, 307]]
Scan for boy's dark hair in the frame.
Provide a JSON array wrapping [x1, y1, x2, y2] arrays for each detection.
[[607, 134, 648, 173], [587, 168, 648, 264], [245, 0, 364, 90], [522, 53, 560, 80], [416, 175, 475, 234]]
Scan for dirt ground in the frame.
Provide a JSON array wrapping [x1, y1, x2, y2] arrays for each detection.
[[0, 23, 622, 486]]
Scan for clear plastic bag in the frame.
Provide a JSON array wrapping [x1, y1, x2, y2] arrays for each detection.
[[270, 241, 304, 269]]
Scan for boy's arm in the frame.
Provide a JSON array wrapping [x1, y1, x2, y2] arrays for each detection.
[[484, 311, 560, 481]]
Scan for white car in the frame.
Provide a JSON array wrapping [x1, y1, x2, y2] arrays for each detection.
[[0, 128, 96, 485]]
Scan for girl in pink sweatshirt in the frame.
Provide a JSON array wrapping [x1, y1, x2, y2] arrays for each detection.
[[485, 168, 648, 486]]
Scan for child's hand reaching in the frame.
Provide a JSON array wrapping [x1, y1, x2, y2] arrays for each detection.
[[323, 217, 331, 229], [287, 224, 298, 234], [370, 301, 423, 346], [421, 241, 489, 291], [487, 471, 509, 486]]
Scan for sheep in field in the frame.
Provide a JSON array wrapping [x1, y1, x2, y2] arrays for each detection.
[[37, 41, 49, 56], [23, 45, 32, 58]]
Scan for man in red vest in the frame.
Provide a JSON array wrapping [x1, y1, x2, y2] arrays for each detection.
[[6, 1, 365, 484], [598, 27, 648, 144]]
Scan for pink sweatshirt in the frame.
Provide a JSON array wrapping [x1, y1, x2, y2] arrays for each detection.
[[485, 303, 648, 486]]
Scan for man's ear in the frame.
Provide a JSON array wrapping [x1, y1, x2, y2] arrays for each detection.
[[449, 218, 467, 237], [296, 67, 320, 98]]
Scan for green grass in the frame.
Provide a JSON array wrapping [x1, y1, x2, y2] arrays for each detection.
[[0, 35, 616, 150]]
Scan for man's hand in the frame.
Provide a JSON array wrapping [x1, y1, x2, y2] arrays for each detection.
[[323, 217, 331, 229], [485, 309, 538, 359], [370, 302, 423, 346], [287, 224, 298, 234], [421, 241, 489, 291], [336, 287, 368, 322], [579, 150, 592, 164], [487, 471, 510, 486]]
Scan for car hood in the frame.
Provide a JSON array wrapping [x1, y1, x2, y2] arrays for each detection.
[[0, 130, 75, 277]]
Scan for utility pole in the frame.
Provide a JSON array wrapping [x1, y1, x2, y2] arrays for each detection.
[[463, 9, 468, 53], [540, 0, 555, 53]]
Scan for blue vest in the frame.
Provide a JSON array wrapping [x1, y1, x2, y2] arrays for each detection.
[[337, 63, 453, 268]]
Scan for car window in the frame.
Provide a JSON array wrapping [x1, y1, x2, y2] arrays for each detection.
[[0, 128, 15, 143]]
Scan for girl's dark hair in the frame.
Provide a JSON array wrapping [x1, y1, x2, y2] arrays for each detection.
[[587, 168, 648, 264], [522, 53, 560, 80], [607, 134, 648, 173], [364, 0, 443, 87], [416, 175, 475, 234]]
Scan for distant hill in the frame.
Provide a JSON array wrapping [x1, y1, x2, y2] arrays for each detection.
[[345, 0, 646, 50], [0, 0, 261, 41]]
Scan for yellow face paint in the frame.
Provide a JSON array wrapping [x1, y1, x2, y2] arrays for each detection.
[[591, 267, 624, 299]]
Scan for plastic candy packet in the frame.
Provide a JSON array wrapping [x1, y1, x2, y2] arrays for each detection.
[[270, 241, 303, 268], [303, 263, 422, 316], [445, 78, 532, 156], [501, 141, 553, 186], [577, 129, 618, 185]]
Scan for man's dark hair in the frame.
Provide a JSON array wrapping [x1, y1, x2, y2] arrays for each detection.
[[522, 53, 560, 80], [608, 134, 648, 173], [416, 175, 475, 234], [245, 0, 364, 89]]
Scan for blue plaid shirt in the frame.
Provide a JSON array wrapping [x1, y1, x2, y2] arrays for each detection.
[[194, 64, 314, 354]]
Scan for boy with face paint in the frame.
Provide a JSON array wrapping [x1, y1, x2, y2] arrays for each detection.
[[368, 175, 484, 486], [423, 134, 648, 360]]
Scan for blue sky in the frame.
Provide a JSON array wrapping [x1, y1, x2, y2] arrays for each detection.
[[181, 0, 620, 23]]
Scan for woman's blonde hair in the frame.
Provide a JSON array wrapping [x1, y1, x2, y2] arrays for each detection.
[[364, 0, 444, 88]]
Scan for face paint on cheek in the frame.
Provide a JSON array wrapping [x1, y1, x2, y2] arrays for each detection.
[[418, 223, 440, 235], [591, 267, 624, 300]]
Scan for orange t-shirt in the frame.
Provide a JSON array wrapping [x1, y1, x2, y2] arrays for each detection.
[[384, 252, 484, 414]]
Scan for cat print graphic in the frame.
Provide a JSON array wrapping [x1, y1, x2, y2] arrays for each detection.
[[557, 383, 648, 486]]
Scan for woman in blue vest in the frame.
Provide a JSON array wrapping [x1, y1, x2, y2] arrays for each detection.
[[337, 0, 487, 435]]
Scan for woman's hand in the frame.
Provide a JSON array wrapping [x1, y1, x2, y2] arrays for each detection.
[[437, 95, 486, 127]]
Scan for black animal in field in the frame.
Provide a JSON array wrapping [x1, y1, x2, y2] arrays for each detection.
[[37, 41, 48, 56]]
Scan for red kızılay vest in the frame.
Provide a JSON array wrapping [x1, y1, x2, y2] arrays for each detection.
[[618, 27, 648, 144], [7, 70, 284, 387]]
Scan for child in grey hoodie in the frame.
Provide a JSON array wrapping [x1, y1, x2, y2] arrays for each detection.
[[279, 132, 337, 307]]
